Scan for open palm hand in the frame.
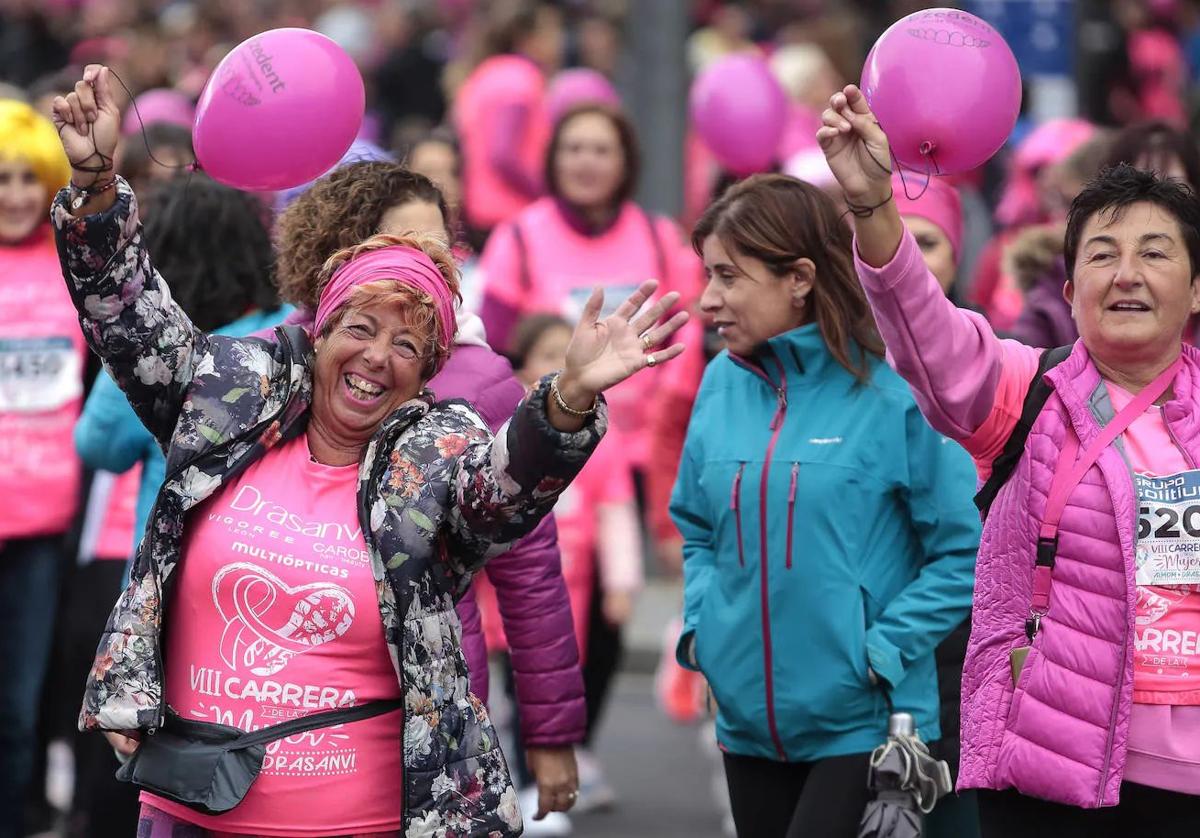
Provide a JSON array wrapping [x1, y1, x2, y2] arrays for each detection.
[[561, 280, 690, 399]]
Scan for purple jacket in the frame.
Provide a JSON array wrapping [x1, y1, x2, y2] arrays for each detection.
[[856, 231, 1200, 807], [433, 341, 586, 747], [256, 311, 586, 746], [1009, 260, 1078, 349]]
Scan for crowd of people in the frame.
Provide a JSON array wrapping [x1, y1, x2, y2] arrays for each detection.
[[3, 1, 1200, 838]]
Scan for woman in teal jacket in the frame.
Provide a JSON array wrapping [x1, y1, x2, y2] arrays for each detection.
[[671, 174, 980, 838]]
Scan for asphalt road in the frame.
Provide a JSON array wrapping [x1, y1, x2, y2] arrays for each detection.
[[569, 673, 729, 838]]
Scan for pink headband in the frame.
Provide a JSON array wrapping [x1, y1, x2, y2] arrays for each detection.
[[314, 246, 457, 355], [892, 174, 963, 259]]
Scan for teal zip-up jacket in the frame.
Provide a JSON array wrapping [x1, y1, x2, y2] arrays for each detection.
[[671, 324, 980, 762]]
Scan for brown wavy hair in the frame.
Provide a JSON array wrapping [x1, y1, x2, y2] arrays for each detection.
[[691, 174, 884, 382], [275, 162, 451, 311], [317, 232, 462, 377]]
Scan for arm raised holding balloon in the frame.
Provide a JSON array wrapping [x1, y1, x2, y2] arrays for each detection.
[[818, 84, 1032, 447], [51, 65, 213, 449]]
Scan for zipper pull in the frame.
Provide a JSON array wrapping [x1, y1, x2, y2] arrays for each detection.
[[786, 463, 799, 570], [770, 388, 787, 430], [729, 463, 744, 510]]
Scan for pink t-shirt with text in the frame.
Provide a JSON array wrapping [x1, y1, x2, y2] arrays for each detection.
[[146, 433, 403, 835], [1103, 383, 1200, 794]]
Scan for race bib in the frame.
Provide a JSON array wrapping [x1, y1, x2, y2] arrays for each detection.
[[1136, 470, 1200, 587], [564, 283, 644, 324], [0, 336, 83, 412]]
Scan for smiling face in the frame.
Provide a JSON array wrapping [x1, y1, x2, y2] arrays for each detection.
[[699, 235, 811, 356], [553, 111, 625, 211], [0, 159, 47, 244], [311, 299, 431, 451], [1066, 201, 1200, 364]]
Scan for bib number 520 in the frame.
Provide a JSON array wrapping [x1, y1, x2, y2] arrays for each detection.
[[1138, 504, 1200, 540]]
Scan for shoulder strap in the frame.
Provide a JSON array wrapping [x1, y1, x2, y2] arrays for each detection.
[[232, 699, 403, 749], [510, 221, 531, 292], [973, 344, 1073, 520]]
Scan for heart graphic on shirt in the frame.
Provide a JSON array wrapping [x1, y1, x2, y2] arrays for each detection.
[[212, 562, 355, 676], [1136, 586, 1189, 626]]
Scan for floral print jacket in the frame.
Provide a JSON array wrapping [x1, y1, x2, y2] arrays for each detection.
[[53, 179, 605, 837]]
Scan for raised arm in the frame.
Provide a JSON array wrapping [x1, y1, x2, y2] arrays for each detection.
[[818, 85, 1037, 442], [51, 65, 207, 447]]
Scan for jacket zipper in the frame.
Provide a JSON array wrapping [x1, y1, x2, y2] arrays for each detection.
[[357, 438, 408, 823], [729, 350, 790, 760], [730, 463, 746, 567], [145, 328, 298, 733], [758, 356, 789, 760], [785, 463, 799, 570]]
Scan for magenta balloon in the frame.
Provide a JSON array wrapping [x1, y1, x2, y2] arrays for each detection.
[[861, 8, 1021, 175], [193, 28, 365, 191], [689, 55, 787, 176], [547, 69, 620, 124]]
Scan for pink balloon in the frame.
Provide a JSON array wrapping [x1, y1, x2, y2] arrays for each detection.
[[547, 69, 620, 124], [861, 8, 1021, 175], [690, 55, 787, 176], [193, 28, 365, 191]]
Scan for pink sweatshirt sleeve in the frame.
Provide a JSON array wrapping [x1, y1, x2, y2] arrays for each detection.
[[854, 230, 1041, 474]]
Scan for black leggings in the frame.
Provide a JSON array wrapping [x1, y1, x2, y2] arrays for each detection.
[[977, 784, 1200, 838], [722, 751, 873, 838]]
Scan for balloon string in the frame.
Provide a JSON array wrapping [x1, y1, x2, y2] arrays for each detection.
[[108, 68, 200, 175]]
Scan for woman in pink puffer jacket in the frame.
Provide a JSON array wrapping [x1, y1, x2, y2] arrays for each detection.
[[819, 86, 1200, 836]]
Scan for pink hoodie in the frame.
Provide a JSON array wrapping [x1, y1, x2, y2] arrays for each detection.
[[479, 197, 703, 469]]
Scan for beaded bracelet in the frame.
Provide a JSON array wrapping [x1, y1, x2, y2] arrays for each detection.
[[68, 173, 117, 211]]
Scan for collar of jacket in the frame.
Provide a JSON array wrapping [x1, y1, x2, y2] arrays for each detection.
[[728, 322, 850, 388]]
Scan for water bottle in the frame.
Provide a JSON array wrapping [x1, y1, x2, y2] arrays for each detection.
[[888, 711, 915, 738]]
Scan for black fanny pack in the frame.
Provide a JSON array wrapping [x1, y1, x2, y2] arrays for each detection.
[[115, 699, 402, 815]]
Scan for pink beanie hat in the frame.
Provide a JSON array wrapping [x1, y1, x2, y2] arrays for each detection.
[[892, 174, 963, 259]]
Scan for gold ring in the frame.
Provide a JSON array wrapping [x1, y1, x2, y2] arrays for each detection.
[[646, 354, 657, 368], [641, 333, 653, 351]]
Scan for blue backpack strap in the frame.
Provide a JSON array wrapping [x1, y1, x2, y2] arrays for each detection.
[[974, 344, 1073, 520]]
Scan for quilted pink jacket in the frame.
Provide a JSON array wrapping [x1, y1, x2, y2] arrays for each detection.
[[856, 232, 1200, 808]]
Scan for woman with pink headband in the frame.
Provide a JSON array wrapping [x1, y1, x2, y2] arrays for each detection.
[[51, 65, 687, 838]]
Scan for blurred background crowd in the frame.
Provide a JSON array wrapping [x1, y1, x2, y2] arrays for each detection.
[[4, 1, 1200, 837]]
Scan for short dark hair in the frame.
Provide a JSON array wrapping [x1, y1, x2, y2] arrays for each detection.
[[544, 103, 640, 208], [1064, 163, 1200, 282], [142, 174, 280, 332]]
